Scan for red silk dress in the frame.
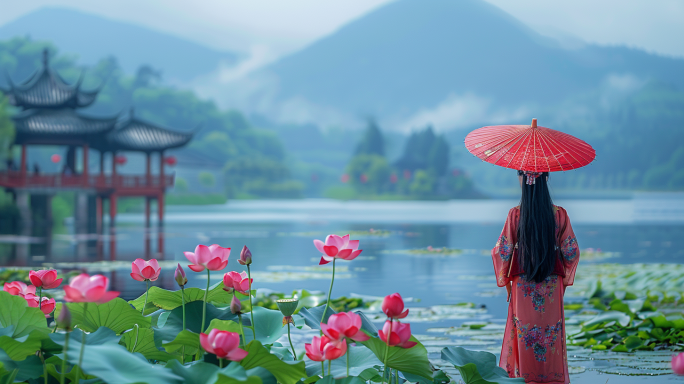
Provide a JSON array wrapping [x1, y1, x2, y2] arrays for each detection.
[[492, 206, 579, 384]]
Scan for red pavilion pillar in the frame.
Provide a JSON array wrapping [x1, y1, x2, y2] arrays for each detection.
[[157, 192, 164, 257], [96, 196, 104, 260], [157, 151, 165, 256], [111, 151, 117, 186], [109, 194, 117, 259], [159, 151, 165, 187]]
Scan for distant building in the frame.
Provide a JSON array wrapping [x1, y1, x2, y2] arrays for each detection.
[[0, 49, 194, 259]]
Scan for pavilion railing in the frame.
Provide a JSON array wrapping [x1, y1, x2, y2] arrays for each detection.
[[0, 171, 174, 190]]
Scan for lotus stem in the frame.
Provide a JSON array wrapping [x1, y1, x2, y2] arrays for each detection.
[[346, 345, 350, 377], [202, 269, 210, 332], [60, 332, 69, 384], [381, 320, 393, 384], [328, 359, 332, 377], [287, 322, 297, 360], [181, 286, 186, 331], [41, 351, 47, 384], [320, 259, 337, 376], [75, 303, 88, 384], [219, 358, 224, 368], [142, 280, 149, 315], [321, 259, 336, 324], [247, 265, 256, 340], [198, 269, 210, 360], [131, 324, 140, 351], [238, 313, 246, 348], [38, 287, 42, 310]]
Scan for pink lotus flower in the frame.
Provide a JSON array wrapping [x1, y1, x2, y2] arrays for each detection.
[[305, 335, 347, 361], [29, 270, 63, 289], [184, 244, 230, 272], [314, 234, 362, 265], [673, 353, 684, 375], [238, 245, 252, 266], [26, 294, 56, 316], [379, 320, 417, 349], [3, 281, 36, 297], [200, 329, 248, 361], [130, 258, 161, 282], [321, 312, 370, 342], [63, 274, 120, 304], [223, 271, 252, 294], [382, 293, 409, 319], [174, 263, 187, 287]]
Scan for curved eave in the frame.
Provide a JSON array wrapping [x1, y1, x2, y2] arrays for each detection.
[[12, 109, 119, 145], [6, 67, 100, 109], [106, 118, 194, 152]]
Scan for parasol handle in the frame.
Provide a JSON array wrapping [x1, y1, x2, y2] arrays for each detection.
[[531, 118, 537, 128]]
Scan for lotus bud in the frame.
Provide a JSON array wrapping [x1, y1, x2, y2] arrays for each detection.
[[57, 303, 72, 330], [230, 294, 242, 314], [238, 245, 252, 266], [277, 298, 299, 325], [174, 263, 187, 287]]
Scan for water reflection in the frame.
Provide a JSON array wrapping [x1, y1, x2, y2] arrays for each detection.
[[0, 199, 683, 305]]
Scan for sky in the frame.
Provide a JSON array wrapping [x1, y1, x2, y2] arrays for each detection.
[[0, 0, 683, 62]]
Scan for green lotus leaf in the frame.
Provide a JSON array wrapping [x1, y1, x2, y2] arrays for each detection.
[[239, 340, 306, 384], [360, 336, 432, 379], [55, 298, 151, 334], [129, 281, 242, 314], [0, 291, 49, 339], [165, 360, 262, 384], [441, 347, 525, 384], [243, 307, 286, 345], [120, 326, 173, 361], [305, 345, 382, 378], [0, 349, 42, 382]]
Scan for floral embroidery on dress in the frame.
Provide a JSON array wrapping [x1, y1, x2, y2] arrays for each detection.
[[517, 276, 558, 313], [513, 317, 563, 362], [521, 372, 564, 382], [497, 235, 513, 262], [560, 236, 578, 261]]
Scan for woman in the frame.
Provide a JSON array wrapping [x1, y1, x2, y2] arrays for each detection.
[[492, 170, 580, 384]]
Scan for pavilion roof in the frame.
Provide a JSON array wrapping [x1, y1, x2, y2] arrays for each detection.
[[12, 108, 118, 145], [96, 110, 195, 153], [3, 49, 102, 110]]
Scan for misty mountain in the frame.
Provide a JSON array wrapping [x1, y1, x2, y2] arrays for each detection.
[[0, 7, 239, 83], [229, 0, 684, 130]]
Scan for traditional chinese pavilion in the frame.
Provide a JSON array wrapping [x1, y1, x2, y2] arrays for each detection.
[[0, 49, 194, 258]]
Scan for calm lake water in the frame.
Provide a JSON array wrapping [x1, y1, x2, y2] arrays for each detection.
[[2, 196, 683, 383]]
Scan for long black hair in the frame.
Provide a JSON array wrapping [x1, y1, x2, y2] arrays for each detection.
[[517, 170, 557, 283]]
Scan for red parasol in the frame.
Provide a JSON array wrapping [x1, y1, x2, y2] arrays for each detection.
[[465, 118, 595, 174]]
